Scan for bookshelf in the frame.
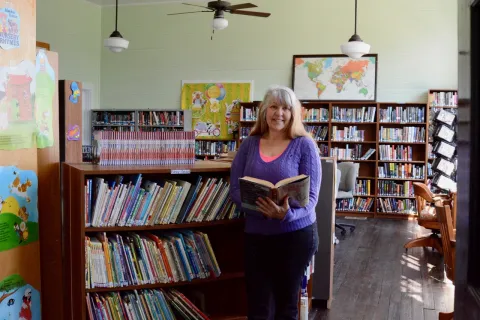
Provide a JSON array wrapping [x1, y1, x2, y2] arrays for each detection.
[[62, 161, 248, 320], [91, 109, 187, 142], [238, 101, 429, 219], [90, 109, 236, 159], [427, 89, 458, 194]]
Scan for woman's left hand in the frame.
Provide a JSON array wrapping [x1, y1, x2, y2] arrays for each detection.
[[256, 196, 289, 220]]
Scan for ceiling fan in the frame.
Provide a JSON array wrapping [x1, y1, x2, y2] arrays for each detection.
[[168, 1, 271, 31]]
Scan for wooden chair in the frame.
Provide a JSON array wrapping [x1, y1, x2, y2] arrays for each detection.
[[435, 200, 456, 320], [404, 182, 451, 252]]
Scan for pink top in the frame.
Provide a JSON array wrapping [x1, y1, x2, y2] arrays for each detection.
[[259, 148, 284, 162]]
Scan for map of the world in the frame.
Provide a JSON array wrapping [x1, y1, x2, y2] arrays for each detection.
[[293, 55, 377, 101]]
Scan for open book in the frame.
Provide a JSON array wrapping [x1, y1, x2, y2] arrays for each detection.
[[239, 174, 310, 211]]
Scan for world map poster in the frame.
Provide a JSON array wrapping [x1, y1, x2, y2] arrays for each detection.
[[293, 54, 377, 101], [180, 81, 253, 140]]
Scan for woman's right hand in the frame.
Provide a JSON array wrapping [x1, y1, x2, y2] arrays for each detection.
[[256, 195, 289, 220]]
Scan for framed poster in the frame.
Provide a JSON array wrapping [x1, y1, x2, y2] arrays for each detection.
[[180, 80, 253, 140], [292, 54, 378, 102]]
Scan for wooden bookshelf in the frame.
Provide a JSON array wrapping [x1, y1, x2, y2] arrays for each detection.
[[238, 101, 430, 219], [62, 161, 247, 320], [91, 109, 187, 144]]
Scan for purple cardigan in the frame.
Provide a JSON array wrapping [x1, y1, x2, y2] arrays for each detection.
[[230, 135, 321, 235]]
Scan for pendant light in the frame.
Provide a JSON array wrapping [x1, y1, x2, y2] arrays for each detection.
[[104, 0, 129, 53], [340, 0, 370, 59]]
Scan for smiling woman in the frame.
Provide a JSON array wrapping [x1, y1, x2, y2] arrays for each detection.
[[229, 85, 321, 319]]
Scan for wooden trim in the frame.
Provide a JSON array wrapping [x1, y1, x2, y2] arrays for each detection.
[[36, 41, 50, 50]]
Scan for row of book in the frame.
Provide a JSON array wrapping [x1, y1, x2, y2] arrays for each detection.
[[379, 126, 426, 143], [378, 145, 413, 161], [93, 111, 135, 126], [86, 288, 209, 320], [86, 230, 220, 289], [138, 127, 185, 133], [195, 140, 236, 157], [92, 131, 196, 166], [377, 180, 414, 197], [377, 198, 416, 214], [318, 144, 328, 157], [329, 146, 376, 160], [85, 174, 239, 228], [429, 91, 458, 107], [240, 106, 258, 121], [302, 107, 328, 122], [239, 127, 252, 140], [331, 126, 365, 142], [305, 125, 328, 141], [377, 163, 425, 179], [93, 126, 135, 132], [336, 197, 374, 212], [138, 111, 184, 126], [354, 179, 372, 196], [331, 106, 376, 123], [379, 106, 425, 123]]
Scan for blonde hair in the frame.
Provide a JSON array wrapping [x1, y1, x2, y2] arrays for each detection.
[[249, 85, 311, 139]]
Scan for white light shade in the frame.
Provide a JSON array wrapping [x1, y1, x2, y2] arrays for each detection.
[[104, 36, 129, 53], [212, 17, 228, 30], [340, 40, 370, 59]]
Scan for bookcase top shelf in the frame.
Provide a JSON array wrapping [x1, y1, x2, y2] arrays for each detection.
[[85, 271, 245, 293], [64, 160, 232, 174], [84, 218, 244, 232]]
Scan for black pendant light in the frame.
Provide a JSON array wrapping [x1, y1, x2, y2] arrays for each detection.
[[104, 0, 129, 53]]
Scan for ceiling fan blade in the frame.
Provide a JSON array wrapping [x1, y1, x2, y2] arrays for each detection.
[[181, 3, 212, 10], [228, 3, 257, 10], [167, 10, 212, 15], [230, 10, 271, 17]]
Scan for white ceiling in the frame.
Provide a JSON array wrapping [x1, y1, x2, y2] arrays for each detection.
[[86, 0, 205, 6]]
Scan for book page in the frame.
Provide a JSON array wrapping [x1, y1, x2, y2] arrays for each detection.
[[240, 176, 274, 188], [275, 174, 308, 188], [277, 176, 310, 207]]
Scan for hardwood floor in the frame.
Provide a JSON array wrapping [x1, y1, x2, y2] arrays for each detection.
[[310, 218, 454, 320]]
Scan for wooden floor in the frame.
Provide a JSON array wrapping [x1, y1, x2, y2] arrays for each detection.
[[310, 218, 454, 320]]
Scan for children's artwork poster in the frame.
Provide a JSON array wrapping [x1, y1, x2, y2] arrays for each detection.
[[66, 124, 80, 141], [0, 0, 37, 151], [34, 49, 55, 149], [181, 81, 253, 140], [0, 7, 21, 51], [69, 81, 80, 104], [0, 274, 40, 320], [0, 166, 38, 253], [0, 60, 36, 150]]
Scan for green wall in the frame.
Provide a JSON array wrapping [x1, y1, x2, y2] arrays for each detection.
[[37, 0, 458, 110], [37, 0, 102, 108], [100, 0, 458, 109]]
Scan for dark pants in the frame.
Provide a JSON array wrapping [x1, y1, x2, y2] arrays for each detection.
[[244, 223, 319, 320]]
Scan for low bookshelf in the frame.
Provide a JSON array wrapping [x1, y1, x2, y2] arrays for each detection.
[[62, 161, 247, 320], [238, 101, 429, 220]]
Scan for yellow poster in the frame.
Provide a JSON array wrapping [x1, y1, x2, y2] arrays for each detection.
[[181, 81, 253, 140]]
